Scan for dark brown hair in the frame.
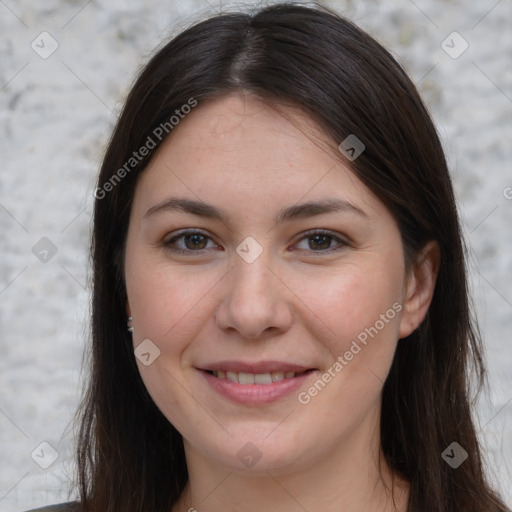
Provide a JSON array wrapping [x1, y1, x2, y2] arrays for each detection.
[[76, 3, 509, 511]]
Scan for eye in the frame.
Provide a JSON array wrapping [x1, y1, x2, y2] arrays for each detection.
[[293, 229, 349, 253], [163, 229, 349, 256], [163, 230, 219, 254]]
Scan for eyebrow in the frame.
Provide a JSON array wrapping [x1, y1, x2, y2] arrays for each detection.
[[143, 197, 368, 224]]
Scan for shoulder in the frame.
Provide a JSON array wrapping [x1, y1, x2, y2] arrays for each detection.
[[24, 503, 80, 512]]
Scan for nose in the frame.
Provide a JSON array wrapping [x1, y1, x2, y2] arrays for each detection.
[[214, 251, 293, 340]]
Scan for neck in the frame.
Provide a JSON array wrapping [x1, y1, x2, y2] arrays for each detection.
[[172, 409, 409, 512]]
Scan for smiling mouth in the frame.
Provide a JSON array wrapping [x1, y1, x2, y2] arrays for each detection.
[[203, 369, 314, 385]]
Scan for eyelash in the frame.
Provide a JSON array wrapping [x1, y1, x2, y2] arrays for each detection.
[[163, 229, 349, 255]]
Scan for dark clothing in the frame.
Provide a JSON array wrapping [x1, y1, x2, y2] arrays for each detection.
[[25, 503, 80, 512]]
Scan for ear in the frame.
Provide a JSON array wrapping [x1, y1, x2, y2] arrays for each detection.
[[126, 300, 131, 317], [399, 240, 440, 339]]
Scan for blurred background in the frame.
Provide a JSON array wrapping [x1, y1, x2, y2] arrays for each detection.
[[1, 0, 511, 510]]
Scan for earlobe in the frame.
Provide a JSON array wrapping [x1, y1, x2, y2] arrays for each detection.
[[398, 240, 440, 339], [126, 301, 131, 317]]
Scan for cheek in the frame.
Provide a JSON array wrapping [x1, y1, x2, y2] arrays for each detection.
[[126, 254, 215, 343], [297, 263, 403, 353], [125, 258, 214, 429], [294, 267, 403, 432]]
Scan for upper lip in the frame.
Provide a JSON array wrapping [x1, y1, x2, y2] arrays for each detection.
[[197, 361, 316, 374]]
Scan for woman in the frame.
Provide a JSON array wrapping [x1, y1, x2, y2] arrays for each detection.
[[28, 3, 510, 511]]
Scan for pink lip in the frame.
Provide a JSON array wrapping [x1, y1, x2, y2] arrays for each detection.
[[198, 367, 316, 405]]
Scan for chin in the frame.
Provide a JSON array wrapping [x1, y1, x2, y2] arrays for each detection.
[[190, 430, 314, 474]]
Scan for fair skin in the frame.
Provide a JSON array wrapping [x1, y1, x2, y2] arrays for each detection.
[[124, 93, 439, 512]]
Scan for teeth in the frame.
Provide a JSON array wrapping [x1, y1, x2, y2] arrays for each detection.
[[212, 370, 299, 384], [272, 372, 285, 382], [226, 371, 238, 383], [255, 373, 272, 384], [238, 372, 255, 384]]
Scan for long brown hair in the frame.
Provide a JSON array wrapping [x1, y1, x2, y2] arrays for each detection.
[[76, 3, 510, 511]]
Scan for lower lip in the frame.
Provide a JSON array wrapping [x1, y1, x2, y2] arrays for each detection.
[[200, 370, 314, 405]]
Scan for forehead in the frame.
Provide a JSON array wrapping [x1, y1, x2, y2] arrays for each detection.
[[157, 93, 334, 167], [132, 93, 384, 221]]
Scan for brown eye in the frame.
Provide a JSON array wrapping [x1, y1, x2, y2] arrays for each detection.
[[294, 230, 348, 253], [308, 233, 332, 250], [182, 233, 208, 250], [164, 230, 217, 254]]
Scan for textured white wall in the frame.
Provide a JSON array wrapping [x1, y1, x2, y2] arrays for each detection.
[[1, 0, 511, 510]]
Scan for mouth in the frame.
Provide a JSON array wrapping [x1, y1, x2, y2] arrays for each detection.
[[197, 362, 318, 405], [203, 369, 314, 385]]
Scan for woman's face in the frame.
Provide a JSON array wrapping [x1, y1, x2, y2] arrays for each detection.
[[124, 93, 416, 474]]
